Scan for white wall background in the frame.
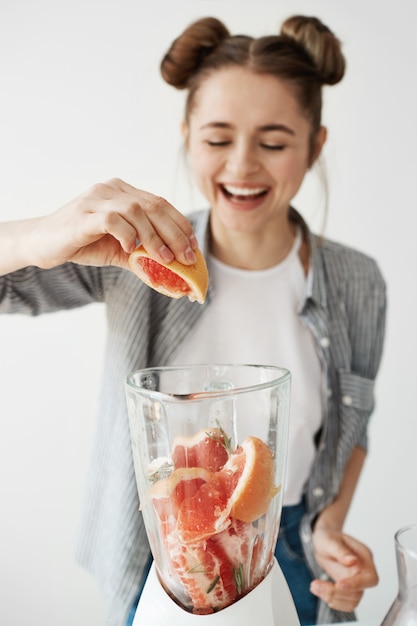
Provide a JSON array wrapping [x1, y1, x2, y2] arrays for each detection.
[[0, 1, 416, 624]]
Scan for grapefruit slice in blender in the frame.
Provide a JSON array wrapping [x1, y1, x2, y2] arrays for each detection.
[[175, 435, 278, 543], [221, 435, 278, 523], [150, 466, 214, 525], [176, 478, 231, 544], [172, 427, 230, 472], [165, 532, 237, 614], [128, 244, 208, 303], [151, 434, 278, 614]]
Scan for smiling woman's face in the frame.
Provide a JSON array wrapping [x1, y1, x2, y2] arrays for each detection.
[[183, 66, 325, 238]]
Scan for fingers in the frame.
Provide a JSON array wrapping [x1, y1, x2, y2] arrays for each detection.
[[313, 531, 359, 582], [314, 528, 378, 580], [333, 535, 379, 588], [337, 565, 379, 591], [324, 534, 359, 565], [82, 210, 138, 254], [310, 578, 363, 612], [74, 179, 199, 267], [33, 178, 201, 271], [311, 528, 379, 613], [125, 196, 197, 265], [103, 178, 199, 265]]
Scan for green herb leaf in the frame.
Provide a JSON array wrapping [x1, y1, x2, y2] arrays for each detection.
[[233, 563, 244, 595], [205, 420, 233, 455], [206, 575, 220, 594], [187, 562, 206, 574]]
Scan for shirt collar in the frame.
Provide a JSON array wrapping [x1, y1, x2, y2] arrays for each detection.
[[288, 207, 327, 309], [190, 206, 328, 310]]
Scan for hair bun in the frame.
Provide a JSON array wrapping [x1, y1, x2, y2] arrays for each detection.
[[281, 15, 345, 85], [161, 17, 230, 89]]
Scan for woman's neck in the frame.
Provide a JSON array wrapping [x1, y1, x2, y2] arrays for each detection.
[[209, 217, 296, 271]]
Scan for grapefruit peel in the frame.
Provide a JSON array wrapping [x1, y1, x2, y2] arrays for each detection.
[[224, 436, 278, 523]]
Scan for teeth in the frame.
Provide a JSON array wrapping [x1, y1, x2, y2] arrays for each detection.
[[223, 184, 267, 197]]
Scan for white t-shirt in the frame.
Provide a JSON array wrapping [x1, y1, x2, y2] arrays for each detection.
[[170, 231, 323, 505]]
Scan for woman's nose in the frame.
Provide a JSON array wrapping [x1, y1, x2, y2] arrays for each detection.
[[225, 141, 260, 176]]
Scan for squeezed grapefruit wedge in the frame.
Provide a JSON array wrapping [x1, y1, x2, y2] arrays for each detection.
[[129, 244, 208, 303]]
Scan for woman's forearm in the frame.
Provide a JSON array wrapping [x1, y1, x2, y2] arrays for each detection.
[[0, 218, 44, 276], [315, 446, 366, 531]]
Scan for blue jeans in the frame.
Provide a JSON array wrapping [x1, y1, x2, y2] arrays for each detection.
[[126, 501, 317, 626], [274, 499, 318, 626], [125, 552, 153, 626]]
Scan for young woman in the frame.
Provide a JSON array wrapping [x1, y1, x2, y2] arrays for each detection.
[[0, 14, 386, 626]]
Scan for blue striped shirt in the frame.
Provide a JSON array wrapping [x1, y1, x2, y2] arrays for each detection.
[[0, 207, 387, 624]]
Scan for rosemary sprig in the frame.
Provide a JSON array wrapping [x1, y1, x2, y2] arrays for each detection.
[[206, 575, 220, 594], [187, 562, 206, 574], [146, 460, 174, 484], [233, 563, 244, 595], [206, 420, 233, 455]]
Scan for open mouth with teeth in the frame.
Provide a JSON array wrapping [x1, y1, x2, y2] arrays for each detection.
[[221, 184, 269, 202]]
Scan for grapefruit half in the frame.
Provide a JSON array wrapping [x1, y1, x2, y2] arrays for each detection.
[[129, 244, 208, 303]]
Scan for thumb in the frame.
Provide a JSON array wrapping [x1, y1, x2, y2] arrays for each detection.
[[340, 551, 359, 566], [320, 536, 360, 582], [324, 534, 359, 565]]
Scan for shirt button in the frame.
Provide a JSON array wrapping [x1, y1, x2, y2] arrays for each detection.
[[342, 394, 353, 406], [320, 336, 330, 348], [327, 388, 332, 398], [313, 487, 324, 497]]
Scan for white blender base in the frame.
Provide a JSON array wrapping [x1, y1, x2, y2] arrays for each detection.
[[132, 557, 300, 626]]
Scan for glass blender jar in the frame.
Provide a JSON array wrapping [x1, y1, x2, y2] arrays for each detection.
[[125, 364, 298, 625]]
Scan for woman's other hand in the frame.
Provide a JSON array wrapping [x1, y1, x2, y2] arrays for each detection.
[[310, 526, 379, 612]]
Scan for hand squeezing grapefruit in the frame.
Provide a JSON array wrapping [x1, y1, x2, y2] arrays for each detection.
[[148, 427, 280, 614], [129, 244, 209, 304]]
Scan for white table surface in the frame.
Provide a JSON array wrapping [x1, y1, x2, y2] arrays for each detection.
[[322, 622, 378, 626]]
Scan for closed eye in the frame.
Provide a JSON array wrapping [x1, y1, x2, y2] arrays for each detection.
[[260, 144, 286, 151], [206, 140, 231, 147]]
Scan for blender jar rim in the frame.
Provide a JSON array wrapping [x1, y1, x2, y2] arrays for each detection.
[[125, 363, 291, 402]]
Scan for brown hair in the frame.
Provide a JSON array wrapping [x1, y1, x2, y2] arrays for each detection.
[[161, 15, 346, 157]]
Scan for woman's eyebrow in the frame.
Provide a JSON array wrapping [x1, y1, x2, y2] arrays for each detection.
[[199, 121, 295, 135], [259, 124, 295, 135], [200, 121, 231, 130]]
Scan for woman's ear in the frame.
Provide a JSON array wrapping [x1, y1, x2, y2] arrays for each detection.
[[310, 126, 327, 166]]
